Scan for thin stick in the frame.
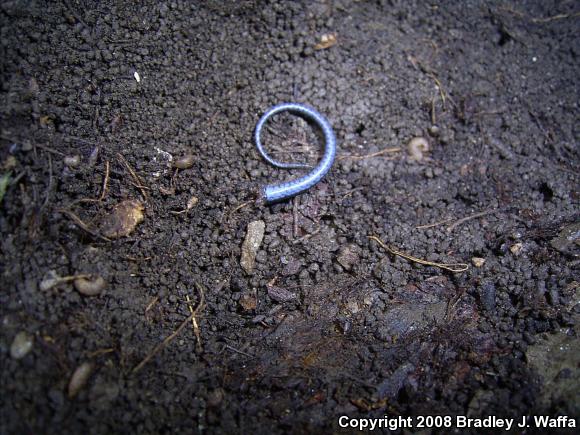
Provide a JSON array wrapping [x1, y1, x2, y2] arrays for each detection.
[[293, 196, 299, 239], [227, 200, 253, 220], [59, 208, 110, 241], [446, 209, 500, 233], [145, 296, 159, 313], [223, 343, 254, 358], [35, 143, 65, 156], [369, 235, 468, 273], [186, 293, 203, 352], [430, 74, 446, 108], [531, 11, 580, 23], [415, 217, 454, 230], [338, 147, 400, 161], [117, 153, 148, 201], [99, 160, 110, 201], [41, 153, 53, 209], [133, 283, 205, 374], [431, 96, 437, 125]]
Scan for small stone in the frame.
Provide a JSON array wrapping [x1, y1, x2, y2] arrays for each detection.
[[239, 291, 257, 311], [509, 242, 523, 256], [267, 285, 297, 303], [240, 220, 265, 274], [281, 259, 302, 276], [10, 331, 34, 359], [39, 270, 62, 291], [63, 155, 81, 168], [68, 362, 94, 398], [472, 257, 486, 268], [428, 125, 440, 136], [337, 244, 360, 271], [479, 281, 496, 312], [345, 299, 360, 314], [550, 223, 580, 257], [100, 199, 144, 238]]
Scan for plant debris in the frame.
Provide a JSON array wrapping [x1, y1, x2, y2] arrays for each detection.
[[240, 220, 265, 274]]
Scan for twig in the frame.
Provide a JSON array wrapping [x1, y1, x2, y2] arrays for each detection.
[[117, 153, 148, 201], [499, 7, 580, 23], [35, 143, 65, 156], [293, 196, 299, 238], [87, 348, 115, 358], [430, 73, 446, 108], [41, 153, 53, 210], [531, 11, 580, 23], [99, 160, 110, 201], [339, 187, 364, 198], [292, 226, 320, 245], [186, 293, 203, 352], [145, 296, 160, 313], [66, 135, 97, 145], [59, 208, 110, 241], [133, 282, 205, 374], [227, 200, 253, 220], [222, 343, 254, 358], [446, 209, 500, 233], [431, 96, 437, 125], [338, 147, 400, 161], [415, 217, 454, 230], [369, 235, 468, 273]]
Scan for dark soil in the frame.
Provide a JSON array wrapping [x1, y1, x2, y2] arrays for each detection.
[[1, 1, 579, 434]]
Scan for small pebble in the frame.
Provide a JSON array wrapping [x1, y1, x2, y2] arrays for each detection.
[[267, 285, 297, 303], [63, 155, 81, 168], [10, 331, 34, 359], [173, 154, 195, 169], [337, 244, 360, 271], [509, 242, 523, 256], [428, 125, 440, 137], [479, 281, 496, 312], [100, 199, 144, 238], [39, 270, 62, 291], [74, 275, 107, 296], [68, 362, 94, 398], [239, 291, 257, 311], [472, 257, 486, 268]]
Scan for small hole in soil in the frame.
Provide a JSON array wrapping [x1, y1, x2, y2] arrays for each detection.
[[497, 28, 512, 46], [539, 182, 554, 202]]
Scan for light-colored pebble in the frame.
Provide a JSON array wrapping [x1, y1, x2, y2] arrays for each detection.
[[100, 199, 144, 238], [68, 362, 94, 398], [39, 270, 61, 291], [337, 244, 360, 271], [10, 331, 34, 359], [472, 257, 486, 268], [510, 242, 523, 256], [240, 220, 265, 274], [63, 155, 81, 168]]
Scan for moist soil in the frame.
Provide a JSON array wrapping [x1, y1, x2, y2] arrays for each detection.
[[1, 1, 579, 434]]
